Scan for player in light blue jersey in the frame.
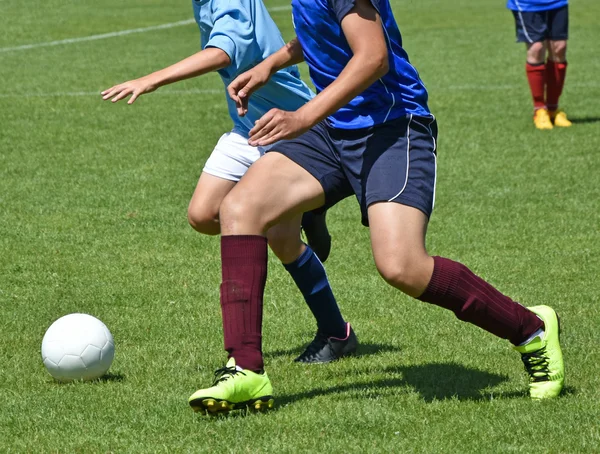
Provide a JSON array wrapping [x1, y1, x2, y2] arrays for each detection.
[[102, 0, 358, 411], [186, 0, 565, 412], [507, 0, 571, 129]]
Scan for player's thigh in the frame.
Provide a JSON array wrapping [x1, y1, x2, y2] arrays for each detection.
[[188, 172, 236, 223], [368, 202, 433, 297], [189, 131, 261, 224], [265, 215, 304, 264], [220, 152, 326, 235]]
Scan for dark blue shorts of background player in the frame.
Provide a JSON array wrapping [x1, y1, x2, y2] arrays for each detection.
[[513, 5, 568, 43]]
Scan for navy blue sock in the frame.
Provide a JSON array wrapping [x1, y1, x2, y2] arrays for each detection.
[[283, 245, 347, 338]]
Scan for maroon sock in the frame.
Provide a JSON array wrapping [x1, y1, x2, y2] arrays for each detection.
[[220, 235, 268, 371], [526, 62, 547, 110], [418, 256, 543, 345], [546, 60, 568, 111]]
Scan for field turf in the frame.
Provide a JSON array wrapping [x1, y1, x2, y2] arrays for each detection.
[[1, 0, 599, 452]]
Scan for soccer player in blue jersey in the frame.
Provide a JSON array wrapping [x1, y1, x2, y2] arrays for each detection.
[[188, 0, 565, 413], [507, 0, 571, 129], [101, 0, 358, 371]]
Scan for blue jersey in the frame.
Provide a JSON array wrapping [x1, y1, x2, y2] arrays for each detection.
[[291, 0, 430, 129], [193, 0, 314, 137], [506, 0, 568, 12]]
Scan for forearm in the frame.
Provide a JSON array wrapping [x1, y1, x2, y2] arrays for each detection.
[[260, 38, 305, 76], [148, 47, 231, 88], [297, 54, 387, 126]]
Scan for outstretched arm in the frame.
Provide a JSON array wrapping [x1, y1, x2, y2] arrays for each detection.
[[101, 48, 231, 104], [246, 0, 389, 146], [228, 38, 305, 116]]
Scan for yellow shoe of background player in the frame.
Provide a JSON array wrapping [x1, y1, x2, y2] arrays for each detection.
[[533, 108, 553, 130], [550, 110, 572, 128]]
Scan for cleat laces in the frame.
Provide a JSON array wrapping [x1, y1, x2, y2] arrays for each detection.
[[212, 365, 246, 385], [521, 348, 551, 383]]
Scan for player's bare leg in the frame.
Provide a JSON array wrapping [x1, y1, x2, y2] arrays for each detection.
[[368, 202, 563, 398], [368, 202, 433, 298], [525, 41, 553, 129], [547, 39, 571, 127], [188, 172, 236, 235], [220, 153, 325, 236]]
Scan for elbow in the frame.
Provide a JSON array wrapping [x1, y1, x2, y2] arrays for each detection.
[[367, 51, 389, 79], [375, 53, 389, 78]]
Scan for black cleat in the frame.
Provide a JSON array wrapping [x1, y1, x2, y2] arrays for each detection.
[[301, 210, 332, 263], [295, 323, 358, 364]]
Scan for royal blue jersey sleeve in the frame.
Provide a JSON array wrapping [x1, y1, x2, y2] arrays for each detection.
[[506, 0, 568, 12], [205, 0, 257, 79], [329, 0, 355, 22], [329, 0, 382, 23]]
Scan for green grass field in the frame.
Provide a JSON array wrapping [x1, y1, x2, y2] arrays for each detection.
[[2, 0, 600, 452]]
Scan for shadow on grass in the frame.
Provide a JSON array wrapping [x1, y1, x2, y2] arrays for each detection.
[[265, 342, 401, 360], [278, 362, 511, 406], [569, 116, 600, 124], [97, 372, 125, 383], [388, 363, 507, 402], [48, 372, 125, 385]]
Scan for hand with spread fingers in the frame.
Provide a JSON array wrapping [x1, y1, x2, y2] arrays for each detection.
[[228, 66, 272, 117], [248, 108, 311, 147], [101, 76, 158, 104]]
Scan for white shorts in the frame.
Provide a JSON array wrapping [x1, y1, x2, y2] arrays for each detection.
[[202, 131, 270, 182]]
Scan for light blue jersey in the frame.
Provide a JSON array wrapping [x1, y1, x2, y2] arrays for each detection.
[[192, 0, 315, 137], [506, 0, 568, 12]]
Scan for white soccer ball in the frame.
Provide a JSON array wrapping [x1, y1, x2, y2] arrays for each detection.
[[41, 313, 115, 382]]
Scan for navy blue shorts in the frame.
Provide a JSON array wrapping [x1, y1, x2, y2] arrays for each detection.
[[271, 115, 438, 226], [512, 5, 569, 43]]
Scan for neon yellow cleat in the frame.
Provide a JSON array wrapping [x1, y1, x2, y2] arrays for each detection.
[[514, 305, 565, 399], [533, 108, 554, 130], [188, 357, 274, 415], [550, 110, 572, 128]]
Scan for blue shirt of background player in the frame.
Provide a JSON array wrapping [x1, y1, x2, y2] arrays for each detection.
[[291, 0, 430, 130], [192, 0, 314, 137], [506, 0, 568, 12]]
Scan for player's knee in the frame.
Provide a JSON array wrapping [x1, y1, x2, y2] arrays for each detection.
[[527, 42, 546, 63], [378, 266, 410, 292], [187, 207, 220, 235], [375, 257, 426, 296], [550, 41, 567, 60], [219, 193, 270, 232]]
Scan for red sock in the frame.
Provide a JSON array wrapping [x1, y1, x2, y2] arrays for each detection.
[[418, 257, 543, 345], [526, 62, 547, 110], [546, 60, 568, 111], [220, 235, 267, 371]]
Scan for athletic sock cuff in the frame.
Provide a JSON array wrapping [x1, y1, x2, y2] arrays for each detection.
[[221, 235, 267, 262], [418, 256, 458, 302], [283, 244, 312, 270]]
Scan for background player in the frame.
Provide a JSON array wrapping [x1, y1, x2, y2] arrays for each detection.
[[188, 0, 565, 414], [101, 0, 358, 366], [507, 0, 571, 129]]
